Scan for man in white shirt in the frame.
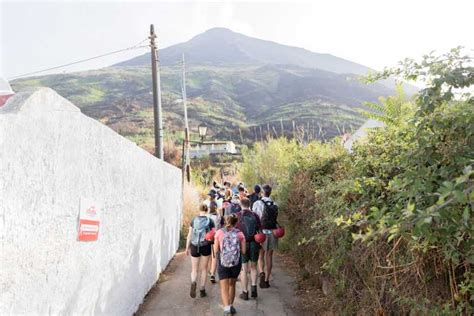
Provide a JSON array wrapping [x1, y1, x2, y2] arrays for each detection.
[[251, 184, 278, 288]]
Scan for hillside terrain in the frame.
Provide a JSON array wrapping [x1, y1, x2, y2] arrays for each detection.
[[11, 28, 401, 149]]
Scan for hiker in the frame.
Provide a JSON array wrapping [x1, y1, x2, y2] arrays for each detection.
[[238, 185, 247, 200], [207, 202, 223, 284], [204, 190, 218, 209], [252, 184, 279, 288], [223, 181, 233, 200], [186, 204, 215, 298], [236, 198, 262, 300], [224, 194, 241, 216], [247, 185, 261, 209], [214, 214, 246, 315]]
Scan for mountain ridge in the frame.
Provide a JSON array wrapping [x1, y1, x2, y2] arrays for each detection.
[[116, 27, 373, 76]]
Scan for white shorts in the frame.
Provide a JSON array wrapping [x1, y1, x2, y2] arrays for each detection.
[[262, 232, 278, 250]]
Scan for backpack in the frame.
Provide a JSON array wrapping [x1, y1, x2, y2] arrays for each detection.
[[220, 228, 241, 267], [261, 200, 278, 229], [224, 203, 241, 216], [208, 213, 222, 230], [191, 217, 211, 247], [238, 211, 258, 241]]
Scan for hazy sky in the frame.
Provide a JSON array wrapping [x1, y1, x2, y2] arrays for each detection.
[[1, 0, 473, 79]]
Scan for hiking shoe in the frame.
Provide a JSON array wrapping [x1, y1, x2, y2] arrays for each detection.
[[263, 280, 270, 288], [251, 285, 257, 298], [239, 291, 249, 301], [230, 306, 237, 314], [190, 282, 197, 298], [200, 289, 207, 298], [259, 273, 266, 288], [210, 275, 216, 284]]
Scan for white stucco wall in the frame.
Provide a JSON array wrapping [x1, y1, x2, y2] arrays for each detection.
[[0, 88, 182, 315]]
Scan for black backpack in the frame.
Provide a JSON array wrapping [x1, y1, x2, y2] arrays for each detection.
[[248, 193, 260, 208], [261, 200, 278, 229], [238, 211, 258, 242]]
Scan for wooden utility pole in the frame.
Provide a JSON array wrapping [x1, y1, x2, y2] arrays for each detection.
[[238, 127, 244, 144], [181, 54, 190, 182], [150, 25, 163, 159]]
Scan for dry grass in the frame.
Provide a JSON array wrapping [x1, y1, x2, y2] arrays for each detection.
[[180, 181, 207, 248]]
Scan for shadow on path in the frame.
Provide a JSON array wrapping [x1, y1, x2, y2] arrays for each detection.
[[135, 252, 311, 316]]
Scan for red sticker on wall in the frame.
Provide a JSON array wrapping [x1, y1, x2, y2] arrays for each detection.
[[78, 198, 101, 241]]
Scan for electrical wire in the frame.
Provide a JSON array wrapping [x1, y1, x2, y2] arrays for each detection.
[[7, 38, 149, 80]]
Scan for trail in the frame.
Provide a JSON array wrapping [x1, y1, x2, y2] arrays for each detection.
[[136, 252, 309, 316]]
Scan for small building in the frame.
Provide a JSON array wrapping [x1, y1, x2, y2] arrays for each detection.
[[189, 141, 237, 158]]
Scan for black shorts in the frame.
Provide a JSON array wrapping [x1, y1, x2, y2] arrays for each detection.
[[217, 256, 242, 280], [190, 244, 212, 257]]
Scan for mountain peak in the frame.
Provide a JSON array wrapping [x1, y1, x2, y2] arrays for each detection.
[[115, 28, 371, 76], [191, 27, 239, 42]]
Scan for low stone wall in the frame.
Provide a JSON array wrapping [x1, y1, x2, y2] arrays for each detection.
[[0, 88, 182, 315]]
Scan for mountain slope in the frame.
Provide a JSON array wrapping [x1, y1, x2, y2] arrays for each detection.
[[12, 63, 391, 147], [116, 28, 371, 75], [11, 28, 406, 149]]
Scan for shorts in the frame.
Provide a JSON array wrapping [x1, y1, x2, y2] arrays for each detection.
[[262, 233, 278, 251], [190, 243, 212, 257], [217, 253, 242, 280], [241, 241, 260, 263]]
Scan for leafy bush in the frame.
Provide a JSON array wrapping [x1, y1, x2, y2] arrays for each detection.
[[240, 49, 474, 314]]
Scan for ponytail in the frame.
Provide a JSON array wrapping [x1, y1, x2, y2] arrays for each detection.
[[224, 214, 238, 229]]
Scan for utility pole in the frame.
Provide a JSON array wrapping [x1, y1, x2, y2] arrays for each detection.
[[181, 54, 190, 182], [150, 24, 164, 159]]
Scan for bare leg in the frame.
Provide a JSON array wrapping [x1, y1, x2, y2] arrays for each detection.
[[265, 249, 274, 282], [199, 255, 210, 289], [210, 252, 217, 276], [258, 248, 265, 274], [240, 263, 249, 293], [207, 255, 212, 273], [220, 279, 230, 306], [250, 262, 258, 286], [229, 279, 237, 304], [191, 256, 200, 282]]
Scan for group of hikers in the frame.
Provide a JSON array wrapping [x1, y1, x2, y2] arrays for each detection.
[[185, 181, 284, 315]]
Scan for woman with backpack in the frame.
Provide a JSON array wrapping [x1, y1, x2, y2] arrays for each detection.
[[214, 214, 247, 315], [186, 204, 215, 298], [207, 202, 223, 284]]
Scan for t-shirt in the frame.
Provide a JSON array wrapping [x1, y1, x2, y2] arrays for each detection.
[[215, 228, 245, 251], [207, 213, 223, 229]]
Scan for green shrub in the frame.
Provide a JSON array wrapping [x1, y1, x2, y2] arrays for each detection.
[[240, 49, 474, 314]]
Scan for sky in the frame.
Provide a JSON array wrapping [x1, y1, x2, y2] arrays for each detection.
[[1, 0, 473, 80]]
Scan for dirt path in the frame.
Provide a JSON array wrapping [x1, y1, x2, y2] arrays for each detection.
[[136, 252, 310, 316]]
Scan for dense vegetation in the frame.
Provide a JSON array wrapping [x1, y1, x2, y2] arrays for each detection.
[[240, 49, 473, 314]]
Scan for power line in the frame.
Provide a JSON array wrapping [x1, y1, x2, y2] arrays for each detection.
[[8, 39, 149, 80]]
